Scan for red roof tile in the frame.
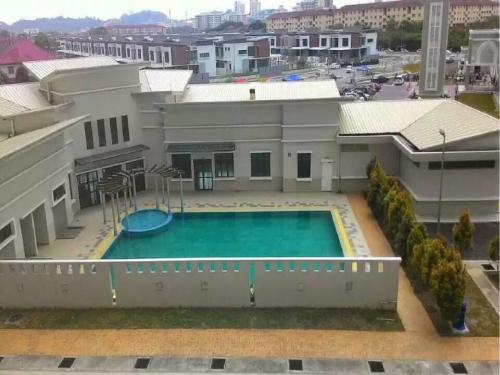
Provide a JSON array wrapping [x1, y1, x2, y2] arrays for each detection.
[[0, 38, 54, 65]]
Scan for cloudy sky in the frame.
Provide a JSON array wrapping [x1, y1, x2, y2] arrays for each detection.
[[1, 0, 373, 24]]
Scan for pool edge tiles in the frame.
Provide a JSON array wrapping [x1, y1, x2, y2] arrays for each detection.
[[331, 209, 353, 257], [101, 210, 344, 260]]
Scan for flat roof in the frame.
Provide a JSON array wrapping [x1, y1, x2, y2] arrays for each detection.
[[177, 80, 340, 103], [339, 99, 500, 151]]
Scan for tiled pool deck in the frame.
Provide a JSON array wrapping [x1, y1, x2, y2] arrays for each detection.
[[37, 191, 371, 260]]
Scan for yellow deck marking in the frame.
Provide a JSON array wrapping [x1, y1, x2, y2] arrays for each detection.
[[331, 209, 353, 257]]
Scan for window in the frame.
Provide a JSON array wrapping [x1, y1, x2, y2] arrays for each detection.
[[297, 152, 311, 179], [121, 115, 130, 142], [428, 160, 495, 170], [110, 117, 118, 145], [149, 51, 155, 61], [250, 152, 271, 177], [127, 48, 131, 58], [340, 144, 369, 152], [367, 38, 374, 42], [164, 51, 170, 63], [321, 38, 327, 47], [171, 154, 192, 178], [199, 52, 210, 58], [302, 39, 308, 47], [68, 173, 74, 200], [333, 38, 339, 47], [53, 183, 66, 203], [238, 49, 247, 55], [0, 222, 13, 245], [214, 153, 234, 178], [137, 49, 142, 59], [97, 119, 106, 147], [342, 37, 349, 47], [7, 66, 14, 74], [270, 39, 275, 46], [84, 121, 94, 150]]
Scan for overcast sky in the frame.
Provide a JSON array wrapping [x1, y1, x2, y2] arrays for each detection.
[[1, 0, 373, 24]]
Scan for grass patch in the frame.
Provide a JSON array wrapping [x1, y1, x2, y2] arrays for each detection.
[[403, 63, 420, 73], [458, 93, 499, 118], [486, 272, 498, 291], [409, 272, 499, 337], [0, 308, 403, 331]]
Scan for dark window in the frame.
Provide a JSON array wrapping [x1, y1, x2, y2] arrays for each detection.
[[199, 52, 210, 58], [321, 38, 327, 46], [84, 121, 94, 150], [121, 115, 130, 142], [295, 39, 300, 47], [297, 153, 311, 179], [302, 39, 308, 47], [342, 37, 349, 47], [164, 51, 170, 63], [68, 173, 74, 200], [126, 159, 145, 192], [110, 117, 118, 144], [0, 222, 13, 244], [214, 153, 234, 177], [7, 66, 14, 74], [77, 171, 100, 208], [171, 154, 192, 178], [53, 183, 66, 203], [137, 49, 142, 59], [238, 49, 247, 55], [97, 119, 106, 147], [149, 51, 154, 61], [333, 38, 339, 47], [428, 160, 495, 170], [367, 38, 374, 42], [270, 39, 275, 46], [251, 152, 271, 177]]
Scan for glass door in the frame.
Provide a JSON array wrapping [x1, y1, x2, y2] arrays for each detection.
[[194, 159, 213, 191], [77, 171, 100, 208]]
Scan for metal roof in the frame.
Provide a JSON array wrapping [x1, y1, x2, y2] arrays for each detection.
[[0, 115, 88, 160], [24, 56, 120, 81], [178, 80, 340, 103], [74, 144, 149, 173], [0, 83, 50, 117], [339, 99, 500, 151], [139, 69, 192, 93]]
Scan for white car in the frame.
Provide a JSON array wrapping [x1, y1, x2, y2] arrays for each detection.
[[394, 76, 405, 85], [330, 63, 341, 69], [345, 65, 353, 74]]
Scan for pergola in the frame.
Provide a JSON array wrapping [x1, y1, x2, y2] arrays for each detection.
[[97, 164, 185, 235]]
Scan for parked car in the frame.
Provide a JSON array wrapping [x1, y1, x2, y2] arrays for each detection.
[[372, 75, 389, 84], [394, 76, 405, 85], [330, 62, 341, 69], [345, 65, 353, 74], [446, 56, 455, 64]]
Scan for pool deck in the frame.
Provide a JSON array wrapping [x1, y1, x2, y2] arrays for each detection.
[[2, 193, 498, 362], [37, 191, 370, 260]]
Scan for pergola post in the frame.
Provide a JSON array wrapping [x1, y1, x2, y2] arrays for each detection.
[[110, 193, 117, 236], [166, 177, 171, 213], [132, 173, 138, 211], [154, 175, 159, 209], [179, 173, 184, 213], [115, 192, 121, 223], [124, 187, 129, 219], [161, 177, 165, 205], [100, 192, 106, 224], [128, 176, 133, 209]]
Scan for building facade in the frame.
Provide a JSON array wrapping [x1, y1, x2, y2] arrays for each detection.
[[107, 24, 169, 35], [266, 0, 498, 31]]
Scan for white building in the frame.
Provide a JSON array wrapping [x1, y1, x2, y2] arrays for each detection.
[[0, 56, 498, 259], [250, 0, 261, 16]]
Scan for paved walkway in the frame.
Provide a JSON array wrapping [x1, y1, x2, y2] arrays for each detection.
[[465, 261, 500, 314], [0, 193, 498, 361]]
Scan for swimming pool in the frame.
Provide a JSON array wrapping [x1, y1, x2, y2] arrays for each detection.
[[103, 211, 344, 259]]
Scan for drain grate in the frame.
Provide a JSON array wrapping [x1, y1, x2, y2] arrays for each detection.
[[134, 357, 151, 369], [211, 358, 226, 370], [289, 359, 303, 371], [58, 357, 75, 369], [450, 362, 468, 374], [481, 263, 495, 271], [368, 361, 385, 373]]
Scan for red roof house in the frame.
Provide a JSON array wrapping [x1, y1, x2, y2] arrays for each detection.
[[0, 38, 54, 83]]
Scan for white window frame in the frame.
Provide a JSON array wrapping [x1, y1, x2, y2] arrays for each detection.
[[249, 151, 272, 180], [0, 218, 16, 252], [51, 180, 67, 207]]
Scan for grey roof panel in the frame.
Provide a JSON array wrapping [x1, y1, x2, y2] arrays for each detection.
[[166, 142, 235, 153]]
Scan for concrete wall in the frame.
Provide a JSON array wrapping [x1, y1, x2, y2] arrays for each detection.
[[0, 257, 401, 309]]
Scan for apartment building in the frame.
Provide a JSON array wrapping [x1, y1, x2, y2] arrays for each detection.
[[0, 57, 498, 258], [266, 0, 498, 31], [107, 24, 169, 35]]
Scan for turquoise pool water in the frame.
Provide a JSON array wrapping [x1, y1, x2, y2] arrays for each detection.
[[103, 211, 343, 259]]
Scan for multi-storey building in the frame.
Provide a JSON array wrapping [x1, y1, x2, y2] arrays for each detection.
[[195, 12, 225, 30], [107, 24, 169, 35], [234, 0, 246, 15], [250, 0, 262, 16], [294, 0, 334, 11], [266, 0, 498, 31]]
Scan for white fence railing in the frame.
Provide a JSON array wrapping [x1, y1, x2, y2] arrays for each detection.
[[0, 257, 401, 309]]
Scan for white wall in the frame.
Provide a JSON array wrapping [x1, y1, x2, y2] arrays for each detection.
[[197, 45, 217, 77]]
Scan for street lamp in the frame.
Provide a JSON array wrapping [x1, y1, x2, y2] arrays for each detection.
[[436, 129, 446, 234]]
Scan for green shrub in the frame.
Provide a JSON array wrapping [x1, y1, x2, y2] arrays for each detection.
[[452, 211, 474, 254], [395, 208, 416, 262], [489, 236, 499, 270]]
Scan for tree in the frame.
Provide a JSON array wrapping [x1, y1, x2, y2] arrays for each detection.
[[489, 236, 499, 271], [452, 211, 474, 254], [395, 207, 416, 262], [0, 70, 8, 85], [411, 238, 448, 285], [386, 190, 412, 244], [366, 158, 376, 179], [430, 251, 466, 322], [15, 66, 30, 83], [367, 159, 387, 219], [406, 223, 427, 265], [248, 20, 266, 31], [34, 32, 50, 50]]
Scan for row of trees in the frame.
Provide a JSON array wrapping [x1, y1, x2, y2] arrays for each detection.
[[367, 159, 467, 322]]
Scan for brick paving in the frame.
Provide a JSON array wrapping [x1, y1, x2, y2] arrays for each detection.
[[0, 192, 497, 361]]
